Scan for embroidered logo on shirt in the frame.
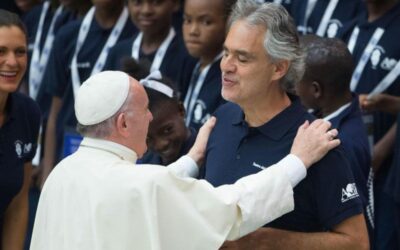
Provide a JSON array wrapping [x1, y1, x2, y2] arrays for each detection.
[[370, 46, 385, 69], [24, 143, 32, 154], [326, 19, 342, 38], [381, 57, 398, 71], [15, 140, 23, 158], [341, 183, 359, 203], [193, 100, 210, 124], [252, 162, 266, 170]]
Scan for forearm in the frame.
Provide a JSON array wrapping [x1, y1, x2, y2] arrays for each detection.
[[2, 200, 28, 250], [2, 163, 32, 250], [373, 123, 397, 173], [246, 228, 367, 250]]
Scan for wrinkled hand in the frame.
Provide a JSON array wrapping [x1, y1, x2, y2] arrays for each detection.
[[291, 119, 340, 168], [188, 117, 217, 166]]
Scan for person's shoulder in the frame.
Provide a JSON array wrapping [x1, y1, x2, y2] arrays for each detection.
[[55, 19, 82, 39], [13, 92, 41, 117], [213, 102, 241, 117]]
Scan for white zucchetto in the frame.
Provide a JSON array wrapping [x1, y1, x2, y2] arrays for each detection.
[[75, 71, 130, 125]]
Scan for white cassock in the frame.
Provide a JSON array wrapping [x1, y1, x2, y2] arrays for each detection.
[[31, 137, 305, 250]]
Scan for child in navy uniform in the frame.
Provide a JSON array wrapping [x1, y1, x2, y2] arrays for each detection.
[[290, 0, 365, 37], [296, 35, 373, 243], [40, 0, 136, 188], [104, 0, 194, 87], [182, 0, 237, 131], [122, 58, 196, 165], [336, 2, 400, 248]]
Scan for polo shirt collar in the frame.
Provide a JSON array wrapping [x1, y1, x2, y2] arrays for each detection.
[[231, 95, 305, 141], [80, 137, 138, 163]]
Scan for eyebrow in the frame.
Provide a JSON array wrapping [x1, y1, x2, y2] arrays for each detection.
[[223, 45, 256, 59]]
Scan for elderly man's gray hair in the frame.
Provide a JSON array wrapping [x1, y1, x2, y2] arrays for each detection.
[[228, 0, 305, 91]]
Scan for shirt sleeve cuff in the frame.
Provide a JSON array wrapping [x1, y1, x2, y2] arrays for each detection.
[[278, 154, 306, 187], [167, 155, 199, 178]]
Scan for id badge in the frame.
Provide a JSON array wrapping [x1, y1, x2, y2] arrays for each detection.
[[62, 130, 83, 158], [362, 113, 374, 153]]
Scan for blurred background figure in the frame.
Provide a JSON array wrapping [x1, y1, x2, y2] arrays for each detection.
[[0, 9, 41, 250], [122, 58, 196, 165]]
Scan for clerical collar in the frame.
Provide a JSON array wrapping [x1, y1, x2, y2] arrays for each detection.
[[80, 137, 138, 163]]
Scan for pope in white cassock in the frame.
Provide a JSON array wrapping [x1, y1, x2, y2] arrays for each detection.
[[30, 71, 340, 250]]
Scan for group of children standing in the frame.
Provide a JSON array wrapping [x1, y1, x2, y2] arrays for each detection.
[[5, 0, 400, 249]]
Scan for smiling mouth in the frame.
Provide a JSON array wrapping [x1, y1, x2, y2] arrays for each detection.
[[0, 72, 17, 77]]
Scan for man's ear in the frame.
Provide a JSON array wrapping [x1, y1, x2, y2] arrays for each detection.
[[178, 101, 186, 118], [116, 112, 129, 137], [311, 81, 322, 99], [271, 60, 290, 82]]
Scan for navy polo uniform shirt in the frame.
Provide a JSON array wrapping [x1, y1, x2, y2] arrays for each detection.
[[104, 32, 196, 86], [138, 127, 197, 165], [24, 3, 76, 116], [204, 96, 363, 231], [324, 95, 371, 206], [337, 3, 400, 157], [290, 0, 365, 37], [184, 59, 225, 132], [386, 115, 400, 204], [0, 93, 41, 227], [43, 18, 135, 161]]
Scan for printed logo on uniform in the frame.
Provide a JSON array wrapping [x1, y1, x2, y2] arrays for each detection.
[[381, 57, 398, 71], [193, 100, 210, 124], [341, 183, 359, 203], [15, 140, 23, 158], [326, 19, 342, 38], [24, 143, 32, 154], [370, 46, 385, 69]]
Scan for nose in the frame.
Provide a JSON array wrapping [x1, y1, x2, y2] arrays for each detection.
[[153, 137, 169, 153], [5, 52, 18, 67], [141, 2, 154, 15], [189, 22, 200, 36], [220, 54, 235, 74]]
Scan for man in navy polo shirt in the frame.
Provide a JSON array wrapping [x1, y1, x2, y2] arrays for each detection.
[[204, 1, 369, 249]]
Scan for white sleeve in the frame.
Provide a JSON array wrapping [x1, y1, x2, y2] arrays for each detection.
[[215, 154, 307, 239], [166, 155, 199, 178]]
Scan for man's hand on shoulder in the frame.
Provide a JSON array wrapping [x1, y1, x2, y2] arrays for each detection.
[[188, 117, 217, 166], [291, 119, 340, 168]]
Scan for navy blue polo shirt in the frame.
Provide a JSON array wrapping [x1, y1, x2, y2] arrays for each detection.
[[104, 32, 196, 85], [204, 96, 363, 231], [326, 95, 371, 207], [24, 3, 76, 116], [138, 127, 197, 165], [290, 0, 365, 37], [0, 93, 41, 221], [184, 59, 225, 132], [386, 115, 400, 204], [337, 3, 400, 145], [43, 17, 136, 160]]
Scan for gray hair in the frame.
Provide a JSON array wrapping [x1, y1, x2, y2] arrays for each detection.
[[76, 86, 134, 138], [228, 0, 305, 91]]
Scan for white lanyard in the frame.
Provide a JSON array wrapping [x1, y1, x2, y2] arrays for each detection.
[[29, 2, 63, 100], [184, 52, 223, 126], [71, 6, 129, 99], [316, 0, 339, 37], [347, 26, 360, 53], [131, 27, 175, 72], [323, 102, 351, 121], [349, 27, 385, 92], [368, 60, 400, 98]]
